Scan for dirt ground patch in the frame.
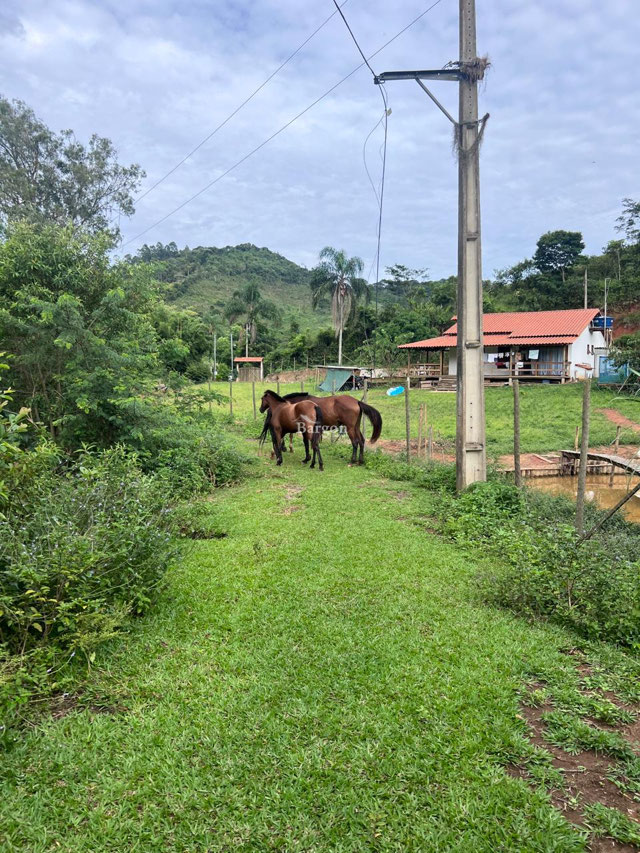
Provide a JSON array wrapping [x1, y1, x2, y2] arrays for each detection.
[[599, 409, 640, 434], [510, 665, 640, 851], [376, 438, 455, 463], [282, 484, 304, 515]]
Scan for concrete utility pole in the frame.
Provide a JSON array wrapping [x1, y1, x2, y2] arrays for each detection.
[[455, 0, 486, 489], [375, 0, 488, 489]]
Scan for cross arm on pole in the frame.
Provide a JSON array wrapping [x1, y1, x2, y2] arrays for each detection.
[[373, 69, 461, 84]]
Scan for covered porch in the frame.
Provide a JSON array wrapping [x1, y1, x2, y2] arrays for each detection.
[[403, 345, 571, 386]]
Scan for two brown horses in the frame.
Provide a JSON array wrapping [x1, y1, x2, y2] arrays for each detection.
[[259, 390, 324, 470], [262, 391, 382, 465]]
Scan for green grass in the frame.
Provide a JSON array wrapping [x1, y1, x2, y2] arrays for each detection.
[[211, 380, 640, 458], [2, 445, 638, 851]]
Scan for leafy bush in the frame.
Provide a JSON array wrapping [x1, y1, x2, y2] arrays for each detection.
[[442, 481, 640, 648], [0, 446, 179, 726]]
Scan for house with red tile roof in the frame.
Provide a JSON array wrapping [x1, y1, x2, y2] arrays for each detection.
[[398, 309, 609, 384]]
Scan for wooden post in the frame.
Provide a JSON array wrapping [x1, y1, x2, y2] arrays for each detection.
[[405, 376, 411, 463], [277, 378, 280, 396], [574, 425, 579, 452], [609, 425, 621, 487], [229, 379, 233, 417], [575, 379, 591, 533], [252, 381, 256, 419], [427, 425, 433, 461], [417, 403, 423, 459], [513, 379, 522, 487]]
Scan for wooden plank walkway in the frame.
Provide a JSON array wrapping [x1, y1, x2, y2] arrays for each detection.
[[560, 449, 640, 476]]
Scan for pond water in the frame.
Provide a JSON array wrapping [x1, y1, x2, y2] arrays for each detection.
[[530, 474, 640, 523]]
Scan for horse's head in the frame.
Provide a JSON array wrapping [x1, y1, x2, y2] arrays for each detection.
[[259, 391, 271, 413]]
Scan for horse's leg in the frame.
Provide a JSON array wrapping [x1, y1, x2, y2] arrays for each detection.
[[346, 424, 359, 465], [302, 432, 310, 463], [289, 433, 294, 453], [272, 427, 284, 465], [355, 422, 366, 464], [313, 431, 323, 471]]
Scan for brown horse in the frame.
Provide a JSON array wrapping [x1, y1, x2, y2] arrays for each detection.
[[259, 390, 324, 470], [265, 392, 382, 465]]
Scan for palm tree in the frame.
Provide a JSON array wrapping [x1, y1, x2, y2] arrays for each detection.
[[224, 283, 279, 357], [310, 247, 368, 365]]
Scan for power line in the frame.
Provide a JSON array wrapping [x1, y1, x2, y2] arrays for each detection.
[[121, 0, 448, 250], [124, 3, 350, 215], [331, 0, 392, 367]]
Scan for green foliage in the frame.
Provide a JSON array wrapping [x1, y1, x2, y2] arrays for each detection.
[[533, 230, 585, 279], [442, 481, 640, 648], [584, 802, 640, 847], [0, 446, 179, 726], [0, 96, 143, 239], [0, 222, 159, 445]]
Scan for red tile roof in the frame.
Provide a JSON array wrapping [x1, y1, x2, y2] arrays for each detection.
[[234, 356, 263, 362], [398, 309, 600, 350]]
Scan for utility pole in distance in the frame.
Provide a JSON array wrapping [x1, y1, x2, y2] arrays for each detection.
[[375, 0, 488, 489]]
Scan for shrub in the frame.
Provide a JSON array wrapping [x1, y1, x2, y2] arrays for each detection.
[[0, 446, 179, 726], [441, 481, 640, 648]]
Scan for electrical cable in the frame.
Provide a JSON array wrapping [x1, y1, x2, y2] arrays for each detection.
[[121, 0, 447, 250], [120, 3, 350, 218]]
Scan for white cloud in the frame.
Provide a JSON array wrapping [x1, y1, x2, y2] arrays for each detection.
[[1, 0, 638, 277]]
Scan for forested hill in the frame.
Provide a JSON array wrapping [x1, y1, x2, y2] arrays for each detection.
[[129, 241, 326, 327]]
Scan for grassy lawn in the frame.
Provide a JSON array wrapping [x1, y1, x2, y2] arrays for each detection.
[[211, 380, 640, 458], [1, 446, 637, 851]]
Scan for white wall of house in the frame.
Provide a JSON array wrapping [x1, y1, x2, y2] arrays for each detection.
[[568, 326, 606, 379]]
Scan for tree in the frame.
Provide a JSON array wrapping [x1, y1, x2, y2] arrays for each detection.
[[533, 230, 584, 282], [224, 283, 280, 356], [616, 198, 640, 244], [0, 96, 144, 238], [382, 264, 429, 304], [0, 222, 159, 444], [310, 247, 368, 365]]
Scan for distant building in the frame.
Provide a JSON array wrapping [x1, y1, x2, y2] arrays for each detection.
[[398, 309, 609, 384]]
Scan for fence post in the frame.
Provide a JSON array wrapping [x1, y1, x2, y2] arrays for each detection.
[[277, 377, 280, 396], [252, 380, 256, 419], [229, 378, 233, 418], [609, 424, 621, 487], [574, 425, 579, 452], [513, 379, 522, 487], [405, 376, 411, 463], [417, 403, 423, 460], [575, 379, 591, 533], [427, 424, 433, 461]]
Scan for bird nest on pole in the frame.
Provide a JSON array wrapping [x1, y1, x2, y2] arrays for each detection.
[[457, 55, 491, 82]]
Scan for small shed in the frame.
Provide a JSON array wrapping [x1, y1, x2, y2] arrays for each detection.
[[318, 365, 364, 393], [234, 356, 263, 382]]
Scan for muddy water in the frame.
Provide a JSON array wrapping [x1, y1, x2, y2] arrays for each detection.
[[530, 474, 640, 523]]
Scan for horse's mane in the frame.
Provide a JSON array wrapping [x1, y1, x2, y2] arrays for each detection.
[[282, 391, 309, 400], [263, 388, 285, 402]]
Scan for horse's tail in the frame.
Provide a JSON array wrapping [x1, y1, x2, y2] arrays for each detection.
[[258, 409, 273, 446], [314, 404, 323, 438], [358, 401, 382, 444]]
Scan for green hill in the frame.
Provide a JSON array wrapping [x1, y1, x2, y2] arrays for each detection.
[[134, 242, 331, 330]]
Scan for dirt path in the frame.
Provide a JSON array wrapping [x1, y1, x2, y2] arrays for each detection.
[[599, 408, 640, 433]]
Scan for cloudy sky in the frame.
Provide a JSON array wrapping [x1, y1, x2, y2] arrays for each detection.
[[1, 0, 638, 279]]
